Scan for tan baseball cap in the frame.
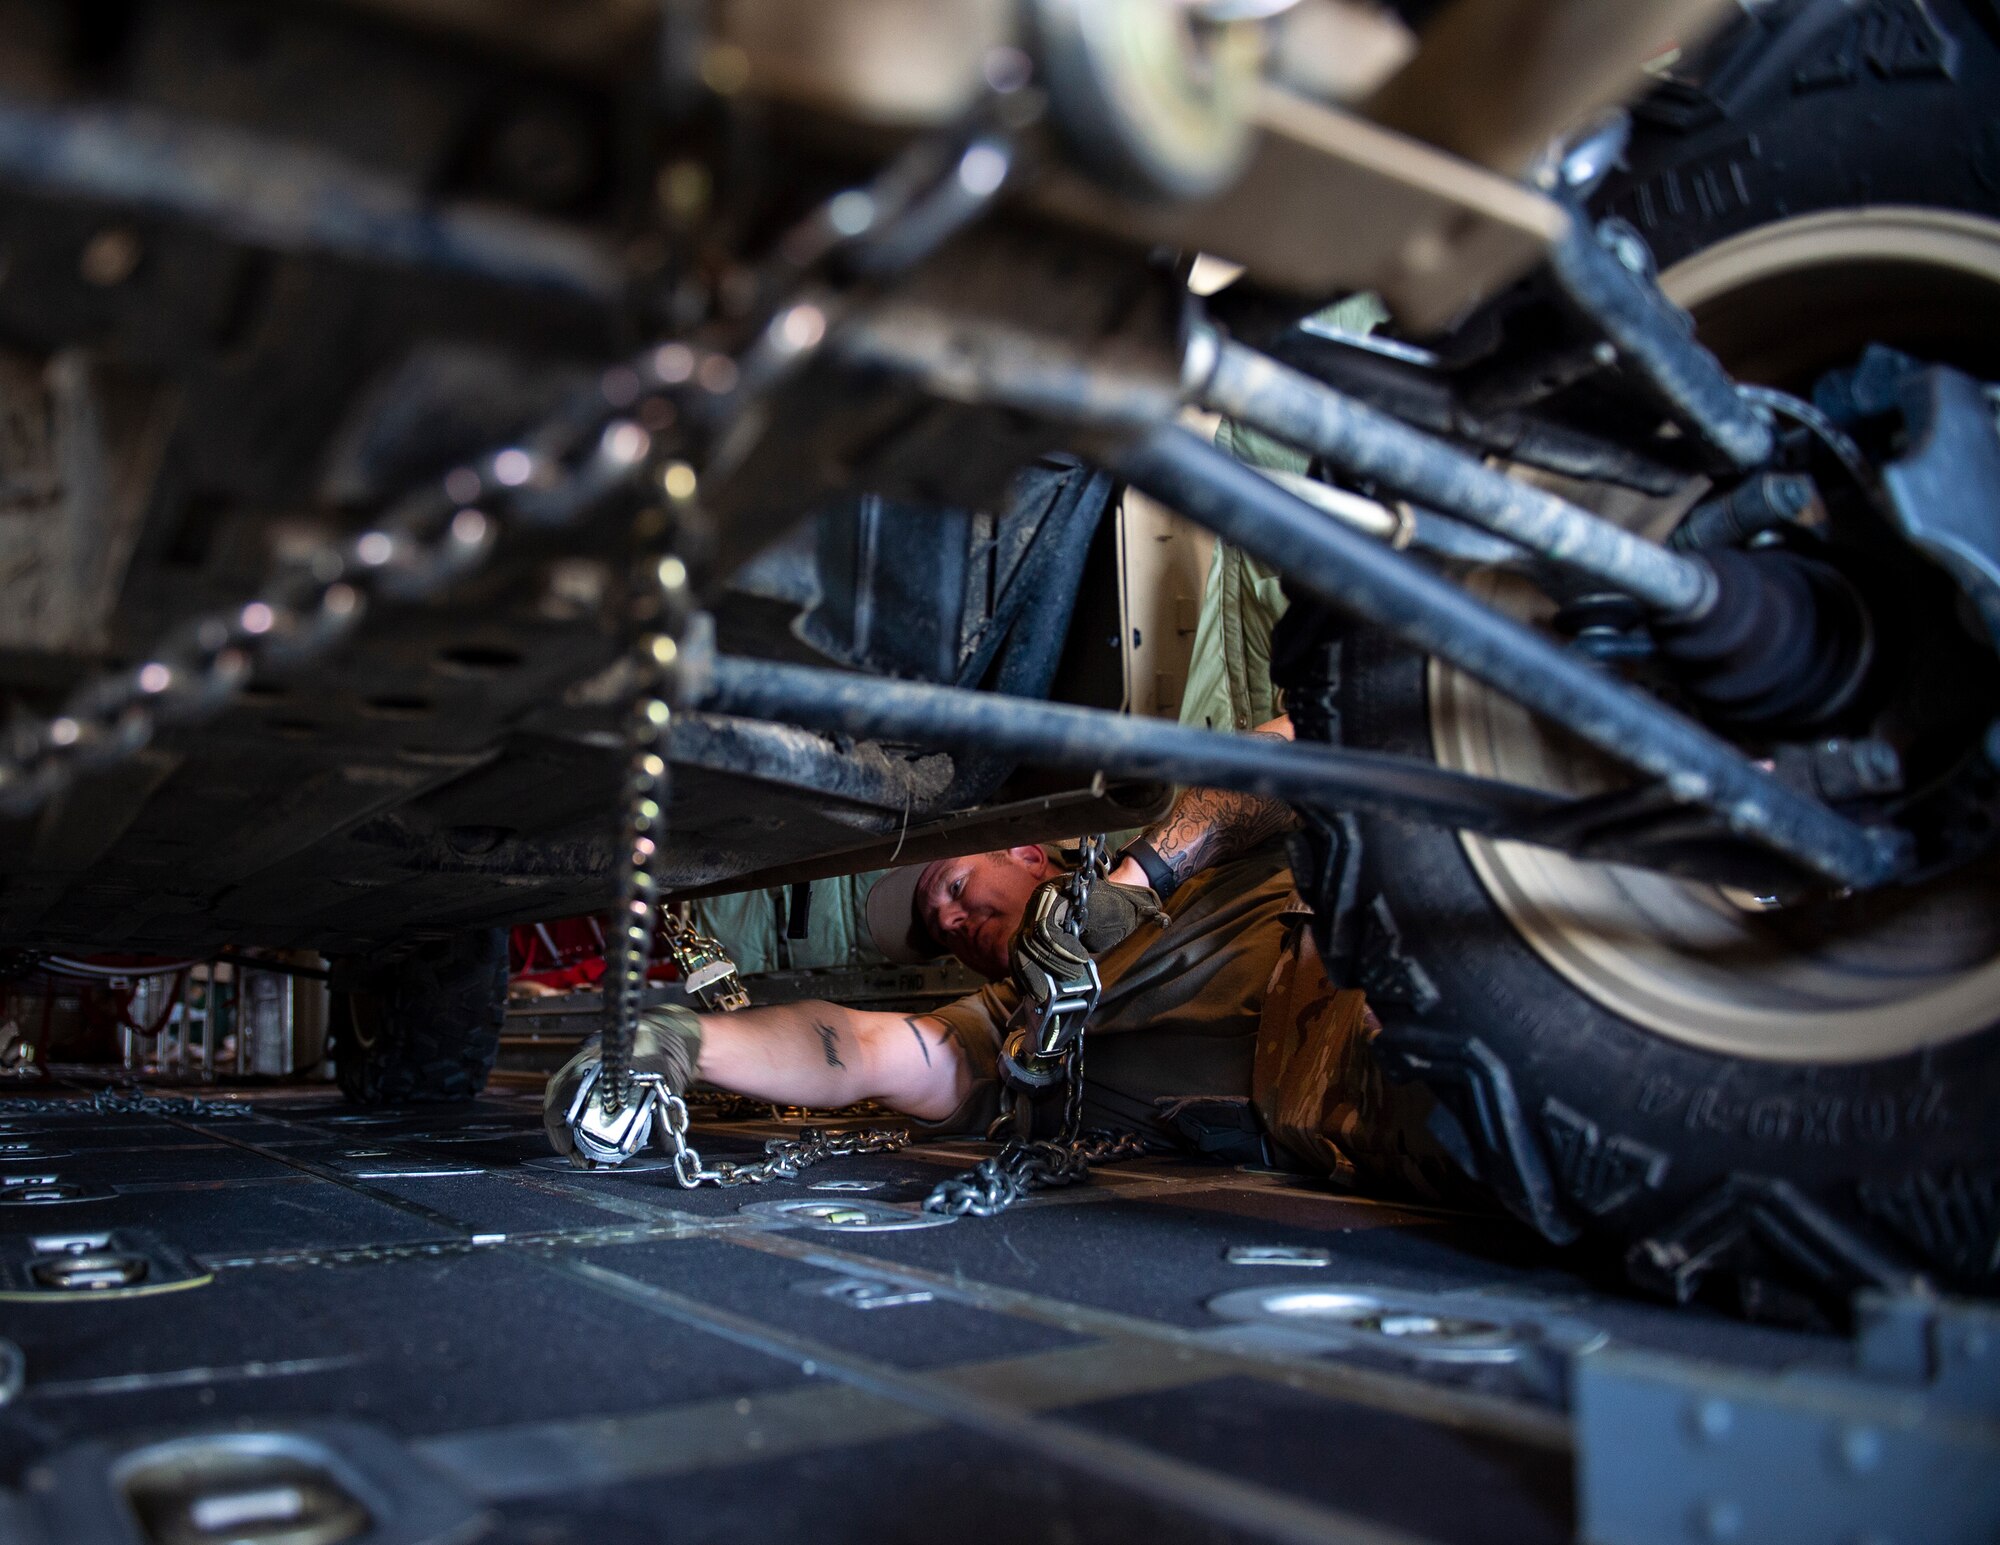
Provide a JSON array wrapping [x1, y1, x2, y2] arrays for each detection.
[[864, 862, 945, 964]]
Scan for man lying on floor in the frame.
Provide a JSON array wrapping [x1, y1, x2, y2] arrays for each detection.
[[544, 716, 1467, 1200]]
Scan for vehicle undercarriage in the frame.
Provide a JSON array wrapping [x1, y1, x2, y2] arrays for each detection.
[[0, 2, 1998, 1534]]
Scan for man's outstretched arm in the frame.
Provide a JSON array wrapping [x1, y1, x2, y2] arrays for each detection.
[[695, 999, 969, 1121], [1107, 713, 1299, 892]]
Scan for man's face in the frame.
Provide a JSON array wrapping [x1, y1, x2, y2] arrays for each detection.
[[914, 845, 1054, 980]]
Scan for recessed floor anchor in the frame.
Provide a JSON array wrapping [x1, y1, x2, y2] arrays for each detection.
[[740, 1198, 955, 1233], [27, 1422, 482, 1545], [0, 1176, 109, 1206], [30, 1250, 149, 1291], [0, 1141, 73, 1161], [1207, 1282, 1607, 1368], [1225, 1245, 1331, 1267], [0, 1228, 211, 1300], [521, 1153, 684, 1175], [796, 1276, 936, 1309]]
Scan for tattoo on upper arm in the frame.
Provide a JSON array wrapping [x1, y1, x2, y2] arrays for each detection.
[[1146, 734, 1301, 886], [903, 1016, 933, 1068], [813, 1020, 845, 1069]]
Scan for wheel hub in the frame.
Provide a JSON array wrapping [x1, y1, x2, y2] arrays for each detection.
[[1432, 208, 2000, 1063]]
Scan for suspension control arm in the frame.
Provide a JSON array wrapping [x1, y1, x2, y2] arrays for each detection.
[[705, 656, 1565, 837], [1106, 426, 1909, 891], [1189, 327, 1719, 618], [703, 651, 1899, 889]]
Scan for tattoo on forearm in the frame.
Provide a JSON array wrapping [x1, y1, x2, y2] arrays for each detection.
[[903, 1017, 933, 1068], [1145, 734, 1301, 887], [813, 1020, 845, 1070]]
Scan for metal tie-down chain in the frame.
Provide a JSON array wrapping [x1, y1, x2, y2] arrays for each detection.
[[563, 126, 1025, 1175], [597, 540, 697, 1115], [0, 359, 677, 821], [924, 836, 1148, 1218], [564, 1055, 912, 1185], [0, 1087, 256, 1119], [564, 527, 919, 1181]]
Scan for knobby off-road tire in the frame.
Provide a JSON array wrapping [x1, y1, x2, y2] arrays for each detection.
[[328, 930, 508, 1104], [1319, 0, 2000, 1323]]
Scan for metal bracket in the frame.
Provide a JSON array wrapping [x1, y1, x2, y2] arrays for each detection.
[[1880, 366, 2000, 653], [662, 902, 751, 1013], [1574, 1293, 2000, 1545]]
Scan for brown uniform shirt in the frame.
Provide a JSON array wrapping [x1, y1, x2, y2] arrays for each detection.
[[926, 846, 1294, 1143]]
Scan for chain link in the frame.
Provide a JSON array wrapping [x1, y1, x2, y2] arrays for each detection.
[[922, 1129, 1148, 1217], [1069, 833, 1108, 936], [685, 1117, 911, 1186], [578, 1076, 909, 1185], [685, 1090, 895, 1122], [0, 390, 662, 820], [598, 538, 697, 1114]]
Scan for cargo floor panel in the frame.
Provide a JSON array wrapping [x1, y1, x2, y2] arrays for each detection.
[[4, 1254, 820, 1464], [1067, 1375, 1575, 1545], [481, 1425, 1308, 1545], [0, 1082, 1853, 1543], [7, 1143, 303, 1187], [575, 1237, 1100, 1372]]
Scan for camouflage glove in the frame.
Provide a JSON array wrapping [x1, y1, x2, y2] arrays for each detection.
[[1005, 875, 1164, 1004], [542, 1004, 703, 1161], [1071, 878, 1165, 954]]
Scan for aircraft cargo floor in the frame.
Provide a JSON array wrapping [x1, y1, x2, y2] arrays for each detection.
[[0, 1083, 1899, 1544]]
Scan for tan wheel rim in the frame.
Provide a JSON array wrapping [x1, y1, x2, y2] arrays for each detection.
[[1429, 207, 2000, 1063]]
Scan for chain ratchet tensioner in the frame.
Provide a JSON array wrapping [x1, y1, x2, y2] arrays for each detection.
[[925, 835, 1146, 1217], [999, 833, 1108, 1088], [661, 904, 750, 1012]]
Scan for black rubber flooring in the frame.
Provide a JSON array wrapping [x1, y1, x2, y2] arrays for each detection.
[[0, 1083, 1847, 1545]]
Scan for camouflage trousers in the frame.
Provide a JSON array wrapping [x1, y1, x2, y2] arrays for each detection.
[[1251, 906, 1478, 1206]]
